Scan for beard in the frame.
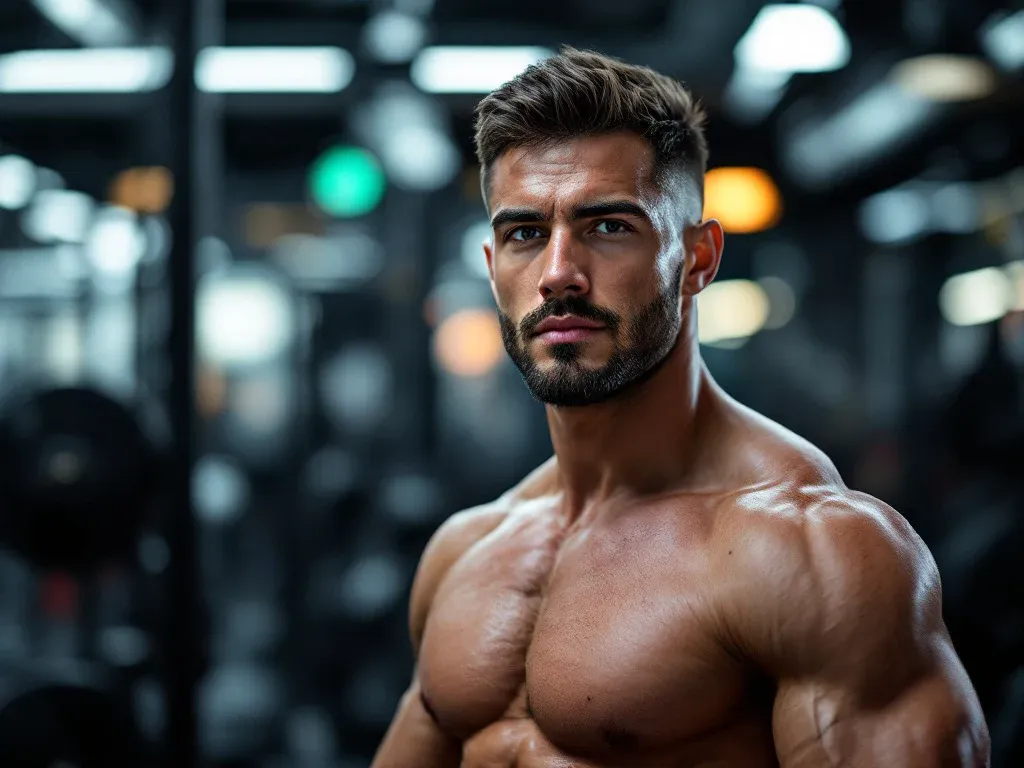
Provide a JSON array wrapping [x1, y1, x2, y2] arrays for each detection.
[[498, 263, 683, 407]]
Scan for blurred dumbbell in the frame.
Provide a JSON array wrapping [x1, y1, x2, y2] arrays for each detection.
[[0, 683, 142, 767], [0, 386, 162, 572]]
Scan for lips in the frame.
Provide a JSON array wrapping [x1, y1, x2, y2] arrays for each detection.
[[530, 315, 606, 344], [532, 315, 606, 336]]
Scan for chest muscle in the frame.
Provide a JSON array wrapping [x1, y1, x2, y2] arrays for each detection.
[[418, 507, 748, 756]]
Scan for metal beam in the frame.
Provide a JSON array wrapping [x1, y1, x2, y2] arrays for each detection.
[[163, 0, 201, 761]]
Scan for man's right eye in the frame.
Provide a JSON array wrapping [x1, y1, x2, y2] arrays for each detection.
[[508, 226, 543, 242]]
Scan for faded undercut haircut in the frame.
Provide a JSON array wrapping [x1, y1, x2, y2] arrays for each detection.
[[473, 47, 709, 212]]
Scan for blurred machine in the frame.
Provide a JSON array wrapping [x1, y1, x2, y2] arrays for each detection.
[[0, 385, 161, 765], [0, 386, 160, 571]]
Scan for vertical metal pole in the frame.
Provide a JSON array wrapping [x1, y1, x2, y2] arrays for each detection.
[[166, 0, 199, 763], [382, 190, 432, 459]]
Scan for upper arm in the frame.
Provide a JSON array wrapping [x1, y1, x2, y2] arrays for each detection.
[[727, 496, 989, 768], [372, 505, 507, 768]]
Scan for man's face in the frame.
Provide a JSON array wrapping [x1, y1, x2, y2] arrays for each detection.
[[484, 132, 690, 407]]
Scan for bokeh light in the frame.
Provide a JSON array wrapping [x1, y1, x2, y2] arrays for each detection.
[[703, 167, 783, 234], [308, 146, 386, 219], [433, 308, 504, 377]]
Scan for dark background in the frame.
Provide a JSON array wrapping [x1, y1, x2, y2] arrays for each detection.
[[0, 0, 1022, 765]]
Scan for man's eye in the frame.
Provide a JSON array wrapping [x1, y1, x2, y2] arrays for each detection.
[[509, 227, 543, 242], [595, 220, 630, 235]]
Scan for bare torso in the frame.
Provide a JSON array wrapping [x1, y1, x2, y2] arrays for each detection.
[[372, 395, 988, 768], [417, 433, 806, 767]]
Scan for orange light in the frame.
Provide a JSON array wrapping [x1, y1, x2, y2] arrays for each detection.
[[196, 364, 227, 418], [244, 203, 325, 248], [703, 167, 782, 234], [109, 166, 174, 214], [433, 308, 504, 377]]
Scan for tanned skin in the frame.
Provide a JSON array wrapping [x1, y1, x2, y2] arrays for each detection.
[[371, 132, 990, 767]]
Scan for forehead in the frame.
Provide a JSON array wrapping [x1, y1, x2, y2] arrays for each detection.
[[488, 132, 657, 213]]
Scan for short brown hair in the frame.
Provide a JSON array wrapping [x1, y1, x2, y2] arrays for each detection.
[[474, 47, 708, 205]]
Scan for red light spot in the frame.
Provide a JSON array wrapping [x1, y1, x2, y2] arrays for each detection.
[[41, 572, 78, 619]]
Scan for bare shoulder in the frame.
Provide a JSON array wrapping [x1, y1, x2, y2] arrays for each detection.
[[709, 408, 942, 669], [717, 473, 941, 682], [408, 457, 559, 649], [724, 481, 932, 596], [721, 405, 930, 585], [709, 418, 989, 761]]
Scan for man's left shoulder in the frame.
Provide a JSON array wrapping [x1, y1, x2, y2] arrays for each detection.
[[763, 488, 931, 581], [737, 481, 933, 577], [716, 484, 941, 642]]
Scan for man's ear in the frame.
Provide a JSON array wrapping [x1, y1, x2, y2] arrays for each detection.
[[682, 219, 725, 296]]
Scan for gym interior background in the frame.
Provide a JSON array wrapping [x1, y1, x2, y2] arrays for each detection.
[[0, 0, 1022, 765]]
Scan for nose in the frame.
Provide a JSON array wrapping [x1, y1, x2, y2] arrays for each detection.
[[537, 229, 590, 300]]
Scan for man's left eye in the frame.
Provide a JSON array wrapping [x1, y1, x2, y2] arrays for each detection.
[[595, 220, 629, 235]]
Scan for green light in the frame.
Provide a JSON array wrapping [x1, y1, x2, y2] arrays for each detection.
[[309, 146, 386, 218]]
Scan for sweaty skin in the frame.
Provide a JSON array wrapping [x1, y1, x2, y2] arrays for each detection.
[[371, 133, 989, 768]]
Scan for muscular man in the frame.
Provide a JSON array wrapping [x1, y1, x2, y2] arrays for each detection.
[[372, 48, 990, 767]]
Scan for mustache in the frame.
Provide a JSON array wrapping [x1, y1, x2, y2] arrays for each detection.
[[520, 295, 622, 337]]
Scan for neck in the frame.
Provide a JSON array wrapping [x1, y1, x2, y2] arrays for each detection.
[[546, 323, 717, 518]]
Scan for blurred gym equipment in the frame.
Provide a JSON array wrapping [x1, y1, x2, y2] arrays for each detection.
[[938, 321, 1024, 760], [0, 387, 162, 573]]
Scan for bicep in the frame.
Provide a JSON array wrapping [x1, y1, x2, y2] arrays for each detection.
[[371, 675, 461, 768], [730, 499, 989, 766], [375, 507, 506, 766], [773, 650, 988, 768]]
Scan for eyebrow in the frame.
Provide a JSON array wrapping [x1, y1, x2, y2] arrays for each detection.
[[489, 199, 649, 230]]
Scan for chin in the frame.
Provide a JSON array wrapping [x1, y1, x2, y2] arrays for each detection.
[[537, 354, 606, 373], [529, 382, 622, 408], [544, 341, 601, 366]]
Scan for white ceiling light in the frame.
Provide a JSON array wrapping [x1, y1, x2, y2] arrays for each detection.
[[737, 4, 847, 74], [195, 47, 354, 93], [197, 269, 296, 367], [1006, 261, 1024, 312], [0, 47, 172, 93], [380, 124, 461, 191], [980, 10, 1024, 71], [461, 220, 492, 278], [939, 267, 1013, 327], [0, 155, 37, 210], [697, 279, 771, 344], [734, 4, 850, 74], [353, 86, 462, 192], [363, 11, 427, 64], [85, 205, 147, 292], [411, 46, 552, 93], [30, 0, 133, 47], [192, 455, 250, 525], [22, 189, 95, 244], [891, 55, 997, 103]]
